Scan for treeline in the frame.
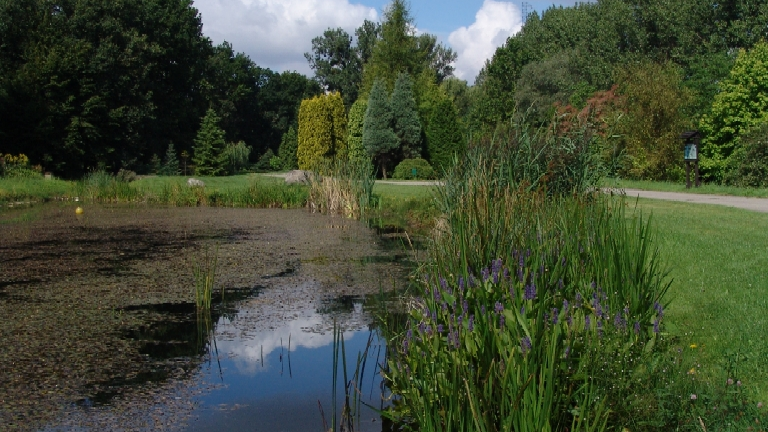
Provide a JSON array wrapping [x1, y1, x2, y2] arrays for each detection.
[[0, 0, 320, 178], [472, 0, 768, 185]]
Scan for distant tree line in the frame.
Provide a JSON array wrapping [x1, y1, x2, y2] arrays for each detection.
[[0, 0, 320, 178]]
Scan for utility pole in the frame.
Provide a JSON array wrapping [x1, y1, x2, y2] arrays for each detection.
[[522, 2, 532, 23]]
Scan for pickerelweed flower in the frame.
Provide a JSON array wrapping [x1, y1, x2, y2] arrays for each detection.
[[462, 299, 469, 314], [499, 314, 505, 329], [634, 321, 641, 335], [437, 324, 444, 333], [458, 276, 465, 292], [492, 259, 502, 283], [552, 308, 559, 324], [439, 277, 447, 290], [517, 267, 524, 284], [481, 267, 490, 282], [494, 302, 504, 313], [524, 283, 537, 300], [653, 318, 660, 333], [521, 336, 532, 354], [468, 315, 475, 332]]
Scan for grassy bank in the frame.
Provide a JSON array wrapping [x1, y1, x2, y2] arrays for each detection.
[[0, 174, 308, 208], [604, 178, 768, 198]]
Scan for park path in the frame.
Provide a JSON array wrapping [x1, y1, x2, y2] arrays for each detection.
[[260, 174, 768, 213], [617, 188, 768, 213]]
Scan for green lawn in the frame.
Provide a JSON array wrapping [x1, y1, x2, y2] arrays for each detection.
[[605, 177, 768, 198]]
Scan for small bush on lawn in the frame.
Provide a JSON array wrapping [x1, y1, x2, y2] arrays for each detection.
[[392, 158, 435, 180]]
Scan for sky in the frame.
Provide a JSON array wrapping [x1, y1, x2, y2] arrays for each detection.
[[192, 0, 584, 84]]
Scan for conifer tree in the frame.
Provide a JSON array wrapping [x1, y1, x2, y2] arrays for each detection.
[[278, 126, 299, 170], [193, 109, 227, 176], [347, 99, 368, 162], [391, 72, 422, 159], [426, 98, 466, 173], [363, 79, 398, 178], [159, 143, 180, 175]]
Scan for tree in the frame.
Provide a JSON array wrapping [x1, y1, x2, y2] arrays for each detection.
[[363, 79, 398, 178], [614, 61, 695, 181], [159, 143, 180, 176], [222, 141, 252, 174], [700, 42, 768, 182], [355, 19, 381, 66], [362, 0, 419, 92], [347, 99, 368, 162], [304, 28, 362, 108], [193, 109, 227, 176], [416, 34, 457, 84], [297, 92, 347, 170], [426, 98, 466, 173], [391, 73, 422, 159], [278, 126, 299, 170]]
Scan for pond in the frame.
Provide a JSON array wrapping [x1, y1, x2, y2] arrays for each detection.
[[0, 204, 415, 431]]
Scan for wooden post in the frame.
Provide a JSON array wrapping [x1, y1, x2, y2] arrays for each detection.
[[686, 161, 691, 189]]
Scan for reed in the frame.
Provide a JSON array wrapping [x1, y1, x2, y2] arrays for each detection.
[[193, 244, 220, 312], [308, 158, 376, 219]]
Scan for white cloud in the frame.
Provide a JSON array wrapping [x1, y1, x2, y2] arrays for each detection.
[[193, 0, 378, 75], [448, 0, 523, 83]]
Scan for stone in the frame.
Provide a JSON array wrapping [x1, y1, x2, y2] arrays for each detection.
[[285, 170, 310, 185], [187, 178, 205, 187]]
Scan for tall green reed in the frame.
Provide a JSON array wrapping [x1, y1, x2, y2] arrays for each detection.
[[384, 124, 671, 431], [193, 244, 220, 312]]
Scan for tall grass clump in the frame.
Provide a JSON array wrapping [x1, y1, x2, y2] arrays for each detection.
[[308, 158, 376, 219], [75, 170, 142, 202], [383, 124, 676, 430], [193, 244, 220, 312]]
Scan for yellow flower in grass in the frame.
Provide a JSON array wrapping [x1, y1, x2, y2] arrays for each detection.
[[689, 343, 697, 349], [688, 367, 696, 375]]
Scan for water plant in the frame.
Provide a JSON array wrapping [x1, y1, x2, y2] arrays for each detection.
[[193, 244, 220, 312], [308, 158, 376, 219]]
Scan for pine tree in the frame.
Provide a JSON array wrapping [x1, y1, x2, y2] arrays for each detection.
[[193, 109, 227, 176], [347, 99, 368, 162], [426, 98, 466, 173], [159, 143, 180, 175], [391, 72, 422, 159], [363, 79, 398, 178]]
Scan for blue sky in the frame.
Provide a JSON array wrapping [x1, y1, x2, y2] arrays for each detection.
[[192, 0, 582, 83]]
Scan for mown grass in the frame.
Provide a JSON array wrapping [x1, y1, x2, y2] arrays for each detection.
[[604, 177, 768, 198], [632, 198, 768, 401]]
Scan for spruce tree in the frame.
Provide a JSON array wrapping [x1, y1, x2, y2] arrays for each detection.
[[159, 143, 180, 175], [391, 72, 422, 159], [193, 109, 226, 176], [426, 98, 466, 173], [347, 99, 368, 162], [363, 79, 398, 178]]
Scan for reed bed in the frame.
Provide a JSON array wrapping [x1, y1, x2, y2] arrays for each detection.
[[193, 244, 219, 312], [307, 159, 376, 219]]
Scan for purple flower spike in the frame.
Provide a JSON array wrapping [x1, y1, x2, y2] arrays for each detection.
[[499, 314, 505, 329], [521, 336, 532, 354], [494, 301, 504, 313], [524, 283, 537, 300], [634, 321, 640, 335], [481, 267, 490, 282], [585, 314, 591, 329], [653, 318, 660, 333], [503, 268, 509, 280], [463, 299, 469, 314], [468, 315, 475, 332], [492, 258, 502, 277], [458, 276, 465, 292], [517, 267, 524, 284], [552, 308, 559, 324], [437, 324, 444, 333], [439, 277, 448, 290]]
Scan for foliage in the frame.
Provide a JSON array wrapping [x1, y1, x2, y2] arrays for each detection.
[[304, 28, 362, 108], [392, 158, 435, 180], [307, 158, 376, 219], [391, 73, 422, 159], [363, 80, 398, 178], [514, 50, 586, 125], [278, 126, 299, 170], [158, 143, 180, 176], [425, 98, 466, 173], [297, 92, 347, 171], [612, 61, 695, 181], [193, 109, 227, 176], [1, 154, 42, 178], [385, 167, 671, 430], [700, 42, 768, 182], [193, 244, 219, 313], [347, 99, 368, 163], [723, 123, 768, 188], [222, 141, 252, 174], [253, 149, 275, 173]]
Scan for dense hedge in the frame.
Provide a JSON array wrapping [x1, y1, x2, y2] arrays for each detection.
[[297, 92, 347, 170]]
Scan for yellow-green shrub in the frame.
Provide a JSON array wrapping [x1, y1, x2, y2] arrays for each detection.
[[297, 92, 348, 171]]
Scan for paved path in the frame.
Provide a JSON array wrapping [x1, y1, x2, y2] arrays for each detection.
[[618, 188, 768, 213], [260, 173, 768, 213]]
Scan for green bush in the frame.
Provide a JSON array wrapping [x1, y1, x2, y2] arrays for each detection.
[[253, 149, 276, 172], [392, 158, 435, 180], [723, 123, 768, 188], [297, 92, 347, 170], [1, 154, 42, 178]]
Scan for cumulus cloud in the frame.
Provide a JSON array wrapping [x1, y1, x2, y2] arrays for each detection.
[[193, 0, 378, 75], [448, 0, 523, 83]]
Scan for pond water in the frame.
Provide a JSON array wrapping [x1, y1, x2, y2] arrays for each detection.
[[0, 204, 415, 431]]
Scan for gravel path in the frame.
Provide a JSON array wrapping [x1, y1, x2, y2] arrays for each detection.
[[617, 188, 768, 213]]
